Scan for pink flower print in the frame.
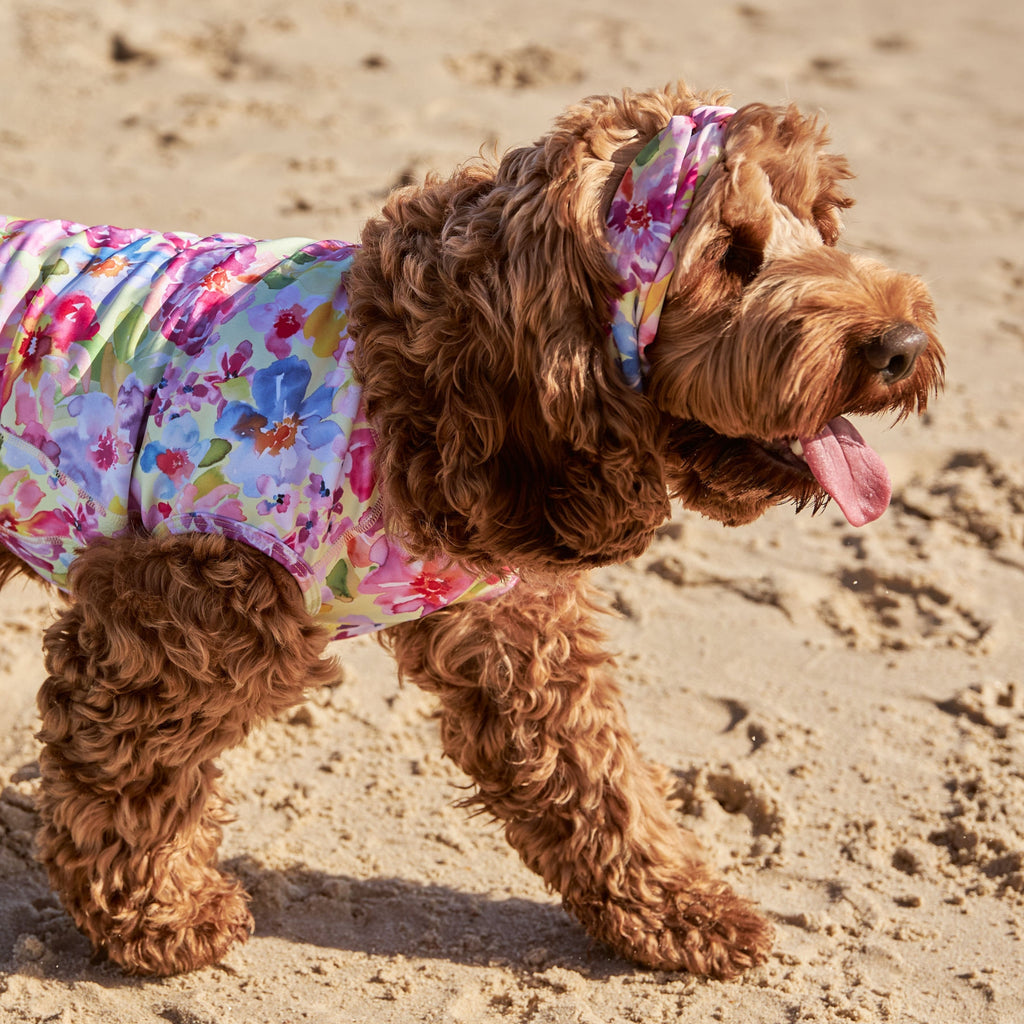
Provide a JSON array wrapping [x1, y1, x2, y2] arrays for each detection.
[[173, 279, 231, 353], [181, 481, 246, 522], [273, 306, 304, 340], [408, 569, 456, 606], [16, 328, 53, 372], [605, 107, 734, 392], [11, 285, 64, 370], [12, 376, 60, 462], [343, 427, 376, 503], [606, 167, 637, 232], [0, 471, 73, 543], [159, 247, 257, 355], [8, 288, 100, 399], [206, 339, 255, 390], [55, 498, 104, 541], [0, 471, 47, 524], [139, 413, 205, 499], [346, 529, 383, 571], [265, 303, 307, 359], [142, 480, 245, 532], [83, 223, 151, 252], [303, 475, 356, 548], [149, 364, 185, 426], [0, 534, 70, 580], [51, 391, 134, 504], [90, 428, 124, 471], [200, 264, 231, 296], [679, 160, 702, 199], [329, 613, 382, 639], [358, 544, 472, 618], [286, 507, 327, 556], [153, 447, 194, 483], [173, 370, 220, 415], [48, 292, 102, 350], [304, 473, 335, 511], [623, 201, 652, 233], [246, 283, 310, 359]]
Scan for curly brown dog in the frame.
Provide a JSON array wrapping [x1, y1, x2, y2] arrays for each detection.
[[0, 82, 942, 979]]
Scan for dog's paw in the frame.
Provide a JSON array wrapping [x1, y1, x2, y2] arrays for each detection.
[[99, 877, 254, 976], [574, 877, 773, 978], [651, 884, 773, 978]]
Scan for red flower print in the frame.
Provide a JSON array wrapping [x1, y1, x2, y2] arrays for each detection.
[[17, 329, 52, 371], [154, 448, 194, 481], [202, 266, 230, 293], [624, 202, 652, 233], [90, 430, 121, 470], [273, 307, 303, 339], [410, 570, 456, 605]]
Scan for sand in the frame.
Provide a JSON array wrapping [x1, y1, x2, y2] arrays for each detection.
[[1, 0, 1022, 1021]]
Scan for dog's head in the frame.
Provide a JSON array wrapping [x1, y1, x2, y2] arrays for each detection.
[[634, 99, 943, 526], [515, 84, 942, 533], [350, 84, 943, 573]]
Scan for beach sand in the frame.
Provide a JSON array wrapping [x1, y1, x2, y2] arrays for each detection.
[[1, 1, 1022, 1021]]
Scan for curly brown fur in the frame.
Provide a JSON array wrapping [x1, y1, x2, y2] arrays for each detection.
[[7, 81, 943, 979], [35, 533, 335, 975], [349, 83, 941, 549], [347, 90, 688, 574], [386, 577, 772, 975]]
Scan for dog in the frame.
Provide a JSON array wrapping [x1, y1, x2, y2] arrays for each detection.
[[0, 82, 942, 979]]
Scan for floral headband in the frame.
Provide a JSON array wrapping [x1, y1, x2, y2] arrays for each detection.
[[605, 105, 735, 390]]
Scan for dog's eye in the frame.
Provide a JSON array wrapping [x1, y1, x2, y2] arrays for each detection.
[[720, 230, 763, 285]]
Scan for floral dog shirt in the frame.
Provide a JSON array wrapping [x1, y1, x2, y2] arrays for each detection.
[[0, 216, 515, 639]]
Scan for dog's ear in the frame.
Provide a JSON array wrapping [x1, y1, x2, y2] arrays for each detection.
[[351, 147, 672, 575], [451, 141, 673, 571], [511, 310, 673, 572]]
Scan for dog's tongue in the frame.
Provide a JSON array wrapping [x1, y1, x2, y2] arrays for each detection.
[[799, 417, 892, 527]]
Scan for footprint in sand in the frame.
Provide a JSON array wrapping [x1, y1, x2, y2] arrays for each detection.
[[816, 567, 990, 651], [445, 44, 583, 89], [926, 683, 1024, 902], [672, 764, 787, 863], [897, 449, 1024, 553]]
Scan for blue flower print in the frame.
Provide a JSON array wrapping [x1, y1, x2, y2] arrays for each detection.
[[215, 355, 342, 498], [138, 413, 207, 503]]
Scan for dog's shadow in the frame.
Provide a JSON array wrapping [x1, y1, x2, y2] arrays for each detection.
[[0, 764, 616, 978], [225, 855, 600, 970], [3, 855, 612, 981]]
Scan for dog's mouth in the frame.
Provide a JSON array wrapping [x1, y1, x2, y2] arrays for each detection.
[[760, 416, 892, 527]]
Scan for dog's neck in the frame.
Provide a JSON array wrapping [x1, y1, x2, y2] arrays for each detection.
[[605, 105, 735, 391]]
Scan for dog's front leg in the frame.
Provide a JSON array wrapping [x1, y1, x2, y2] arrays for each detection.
[[387, 577, 772, 978], [35, 533, 336, 975]]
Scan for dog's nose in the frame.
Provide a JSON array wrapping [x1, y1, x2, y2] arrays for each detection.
[[863, 323, 928, 385]]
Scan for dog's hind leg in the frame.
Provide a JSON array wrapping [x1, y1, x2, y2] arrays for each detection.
[[387, 577, 773, 978], [35, 533, 336, 975]]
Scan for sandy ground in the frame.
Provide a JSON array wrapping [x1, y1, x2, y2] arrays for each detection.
[[1, 1, 1023, 1021]]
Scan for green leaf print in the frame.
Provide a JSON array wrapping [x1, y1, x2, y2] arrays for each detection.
[[198, 438, 232, 468], [325, 558, 353, 601]]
